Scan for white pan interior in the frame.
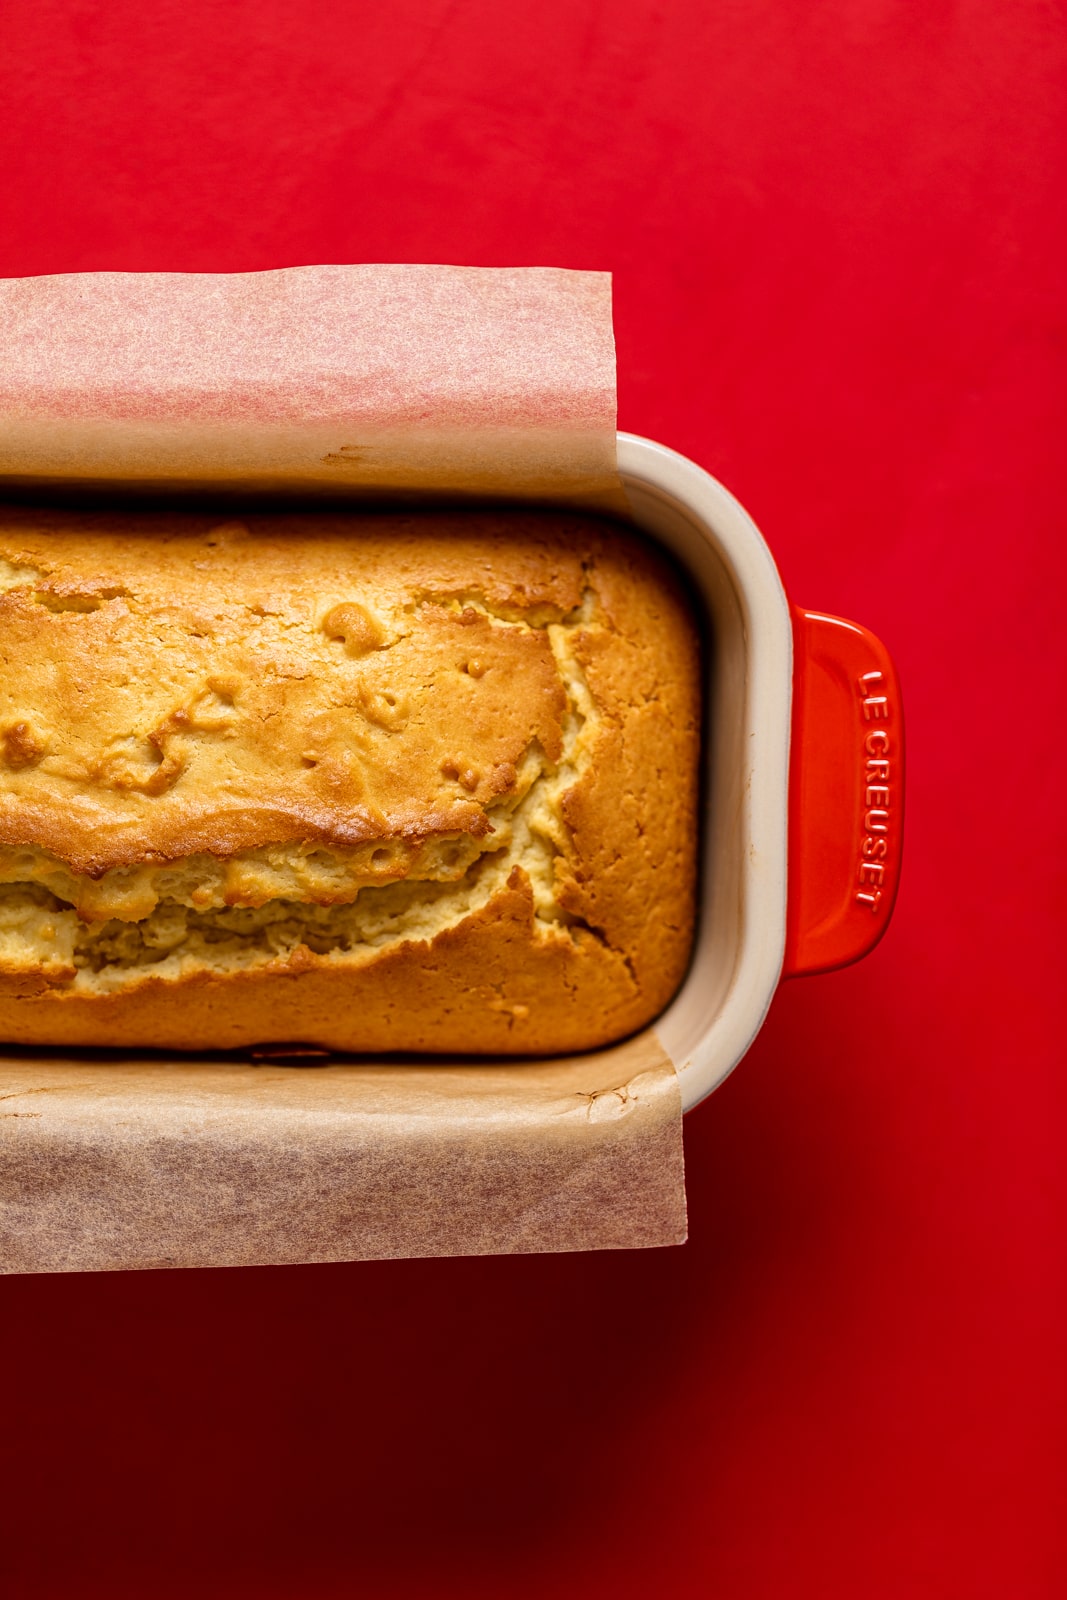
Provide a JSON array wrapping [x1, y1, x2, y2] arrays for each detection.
[[2, 438, 791, 1112], [617, 434, 793, 1111]]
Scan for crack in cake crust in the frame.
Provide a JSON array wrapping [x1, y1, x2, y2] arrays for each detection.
[[0, 623, 601, 994]]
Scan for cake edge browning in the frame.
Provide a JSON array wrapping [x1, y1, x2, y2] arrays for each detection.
[[0, 509, 701, 1053]]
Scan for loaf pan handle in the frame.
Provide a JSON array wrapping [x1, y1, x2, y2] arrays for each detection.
[[782, 608, 905, 978]]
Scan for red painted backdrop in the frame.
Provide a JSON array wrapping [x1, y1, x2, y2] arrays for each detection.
[[2, 3, 1064, 1596]]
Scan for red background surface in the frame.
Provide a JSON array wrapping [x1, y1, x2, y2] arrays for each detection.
[[1, 3, 1064, 1596]]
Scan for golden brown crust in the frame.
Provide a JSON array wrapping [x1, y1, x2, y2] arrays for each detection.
[[0, 505, 700, 1053], [0, 507, 579, 873]]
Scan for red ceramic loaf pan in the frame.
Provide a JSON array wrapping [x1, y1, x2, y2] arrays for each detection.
[[617, 433, 904, 1111], [0, 428, 901, 1108]]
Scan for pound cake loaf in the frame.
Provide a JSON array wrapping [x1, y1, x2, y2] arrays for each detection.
[[0, 506, 700, 1053]]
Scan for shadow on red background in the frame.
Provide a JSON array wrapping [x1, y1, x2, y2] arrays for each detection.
[[3, 990, 884, 1600]]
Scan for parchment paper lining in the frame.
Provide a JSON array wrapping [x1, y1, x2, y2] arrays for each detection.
[[0, 1036, 685, 1275], [0, 265, 623, 507], [0, 264, 685, 1274]]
